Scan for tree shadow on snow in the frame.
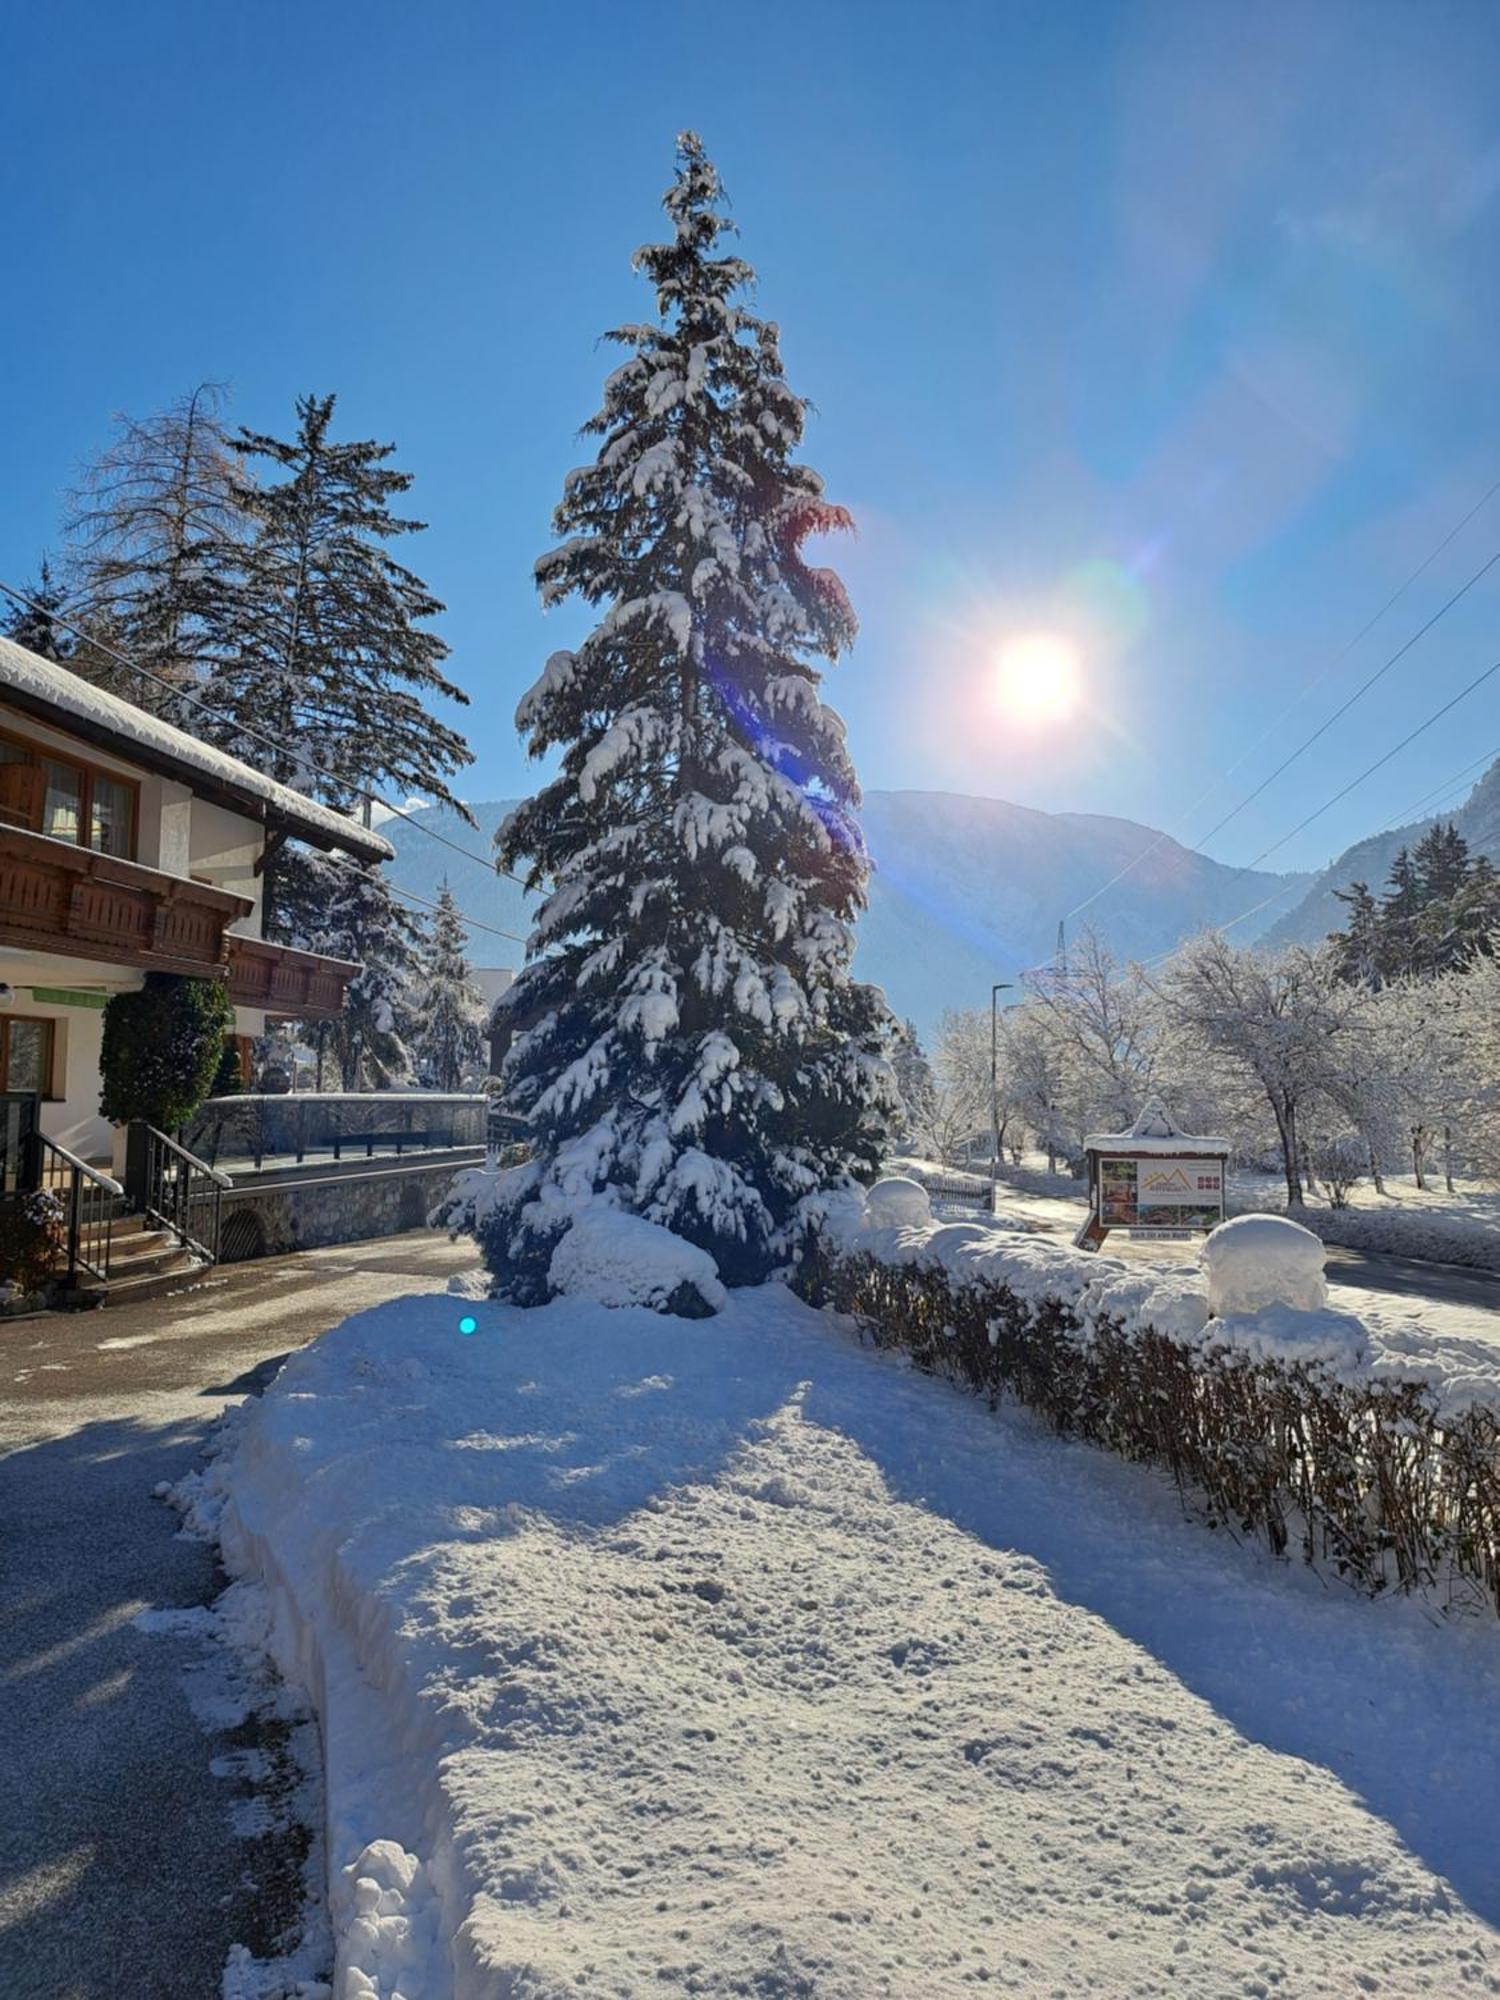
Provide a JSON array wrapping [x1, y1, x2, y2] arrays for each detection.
[[798, 1330, 1500, 1931]]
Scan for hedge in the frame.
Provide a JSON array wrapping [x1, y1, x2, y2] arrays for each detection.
[[797, 1235, 1500, 1619]]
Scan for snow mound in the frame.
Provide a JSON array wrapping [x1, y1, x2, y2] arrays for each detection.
[[193, 1286, 1500, 1996], [1201, 1213, 1327, 1315], [547, 1204, 727, 1316], [862, 1174, 933, 1228]]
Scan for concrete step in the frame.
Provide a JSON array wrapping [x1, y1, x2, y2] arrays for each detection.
[[70, 1256, 208, 1309], [107, 1235, 194, 1280]]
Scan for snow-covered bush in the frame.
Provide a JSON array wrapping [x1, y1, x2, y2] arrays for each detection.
[[1308, 1133, 1367, 1208], [863, 1175, 933, 1230], [800, 1197, 1500, 1614], [1200, 1214, 1327, 1316], [547, 1204, 726, 1318]]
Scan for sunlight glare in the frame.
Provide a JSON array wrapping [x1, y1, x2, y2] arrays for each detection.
[[993, 632, 1083, 726]]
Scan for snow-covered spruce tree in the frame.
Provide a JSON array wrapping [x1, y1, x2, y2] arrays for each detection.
[[3, 556, 74, 662], [303, 857, 423, 1090], [411, 882, 486, 1090], [483, 133, 896, 1300]]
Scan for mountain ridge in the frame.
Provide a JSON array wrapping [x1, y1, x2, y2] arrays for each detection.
[[383, 788, 1310, 1039]]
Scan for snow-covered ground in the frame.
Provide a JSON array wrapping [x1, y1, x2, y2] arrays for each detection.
[[179, 1281, 1500, 1998]]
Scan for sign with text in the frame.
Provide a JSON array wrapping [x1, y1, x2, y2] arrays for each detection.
[[1097, 1155, 1224, 1236]]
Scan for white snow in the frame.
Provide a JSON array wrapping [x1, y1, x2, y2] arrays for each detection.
[[832, 1186, 1500, 1418], [547, 1203, 727, 1314], [185, 1283, 1500, 1998], [862, 1174, 934, 1229], [1201, 1213, 1328, 1316], [0, 634, 393, 862]]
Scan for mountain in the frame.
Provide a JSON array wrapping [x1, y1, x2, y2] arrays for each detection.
[[1264, 757, 1500, 950], [382, 792, 1309, 1041]]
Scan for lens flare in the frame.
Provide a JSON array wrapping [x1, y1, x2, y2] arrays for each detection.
[[993, 633, 1082, 725]]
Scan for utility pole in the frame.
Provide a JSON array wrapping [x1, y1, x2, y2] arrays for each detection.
[[990, 981, 1012, 1211]]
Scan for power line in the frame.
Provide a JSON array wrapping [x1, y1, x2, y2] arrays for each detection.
[[0, 579, 533, 953], [0, 577, 533, 889], [1048, 479, 1500, 945], [1236, 652, 1500, 873], [1140, 675, 1500, 973], [318, 846, 532, 948]]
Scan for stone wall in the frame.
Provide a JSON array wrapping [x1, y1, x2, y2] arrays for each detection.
[[218, 1154, 480, 1262]]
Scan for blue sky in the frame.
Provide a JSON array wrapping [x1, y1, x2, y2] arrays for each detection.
[[7, 0, 1500, 881]]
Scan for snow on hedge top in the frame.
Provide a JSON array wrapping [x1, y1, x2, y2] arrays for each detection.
[[548, 1203, 727, 1315], [1201, 1214, 1326, 1316], [831, 1180, 1500, 1417], [1084, 1098, 1227, 1155], [0, 635, 394, 863]]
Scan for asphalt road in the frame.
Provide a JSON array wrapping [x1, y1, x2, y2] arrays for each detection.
[[0, 1230, 477, 2000]]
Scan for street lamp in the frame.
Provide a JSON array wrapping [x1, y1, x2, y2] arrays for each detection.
[[990, 981, 1012, 1208]]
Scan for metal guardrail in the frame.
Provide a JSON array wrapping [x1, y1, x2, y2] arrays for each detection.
[[30, 1133, 122, 1284], [183, 1093, 489, 1172], [133, 1122, 229, 1265]]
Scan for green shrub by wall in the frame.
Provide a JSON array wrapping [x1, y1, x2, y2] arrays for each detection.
[[100, 974, 233, 1132]]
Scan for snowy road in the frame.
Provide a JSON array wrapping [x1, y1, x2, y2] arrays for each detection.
[[0, 1230, 476, 1999], [207, 1284, 1500, 1997]]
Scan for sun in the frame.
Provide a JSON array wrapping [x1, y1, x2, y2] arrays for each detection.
[[993, 632, 1083, 726]]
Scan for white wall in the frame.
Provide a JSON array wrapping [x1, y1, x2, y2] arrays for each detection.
[[189, 799, 265, 934]]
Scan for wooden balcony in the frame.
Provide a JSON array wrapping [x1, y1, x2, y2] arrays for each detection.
[[226, 935, 358, 1020], [0, 823, 252, 977], [0, 824, 357, 1020]]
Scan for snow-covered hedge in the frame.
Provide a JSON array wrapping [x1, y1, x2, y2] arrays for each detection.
[[802, 1186, 1500, 1615], [1284, 1202, 1500, 1274]]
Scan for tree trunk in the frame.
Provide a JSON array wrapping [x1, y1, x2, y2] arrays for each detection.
[[1367, 1142, 1386, 1197], [1411, 1126, 1427, 1191], [1444, 1124, 1455, 1195], [1276, 1098, 1304, 1207]]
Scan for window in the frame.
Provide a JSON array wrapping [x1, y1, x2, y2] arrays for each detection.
[[0, 730, 136, 859], [0, 1017, 54, 1097]]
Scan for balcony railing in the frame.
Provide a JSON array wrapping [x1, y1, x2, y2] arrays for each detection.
[[0, 824, 358, 1020], [226, 936, 358, 1020], [0, 824, 251, 977]]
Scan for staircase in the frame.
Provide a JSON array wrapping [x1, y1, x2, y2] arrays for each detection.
[[67, 1199, 209, 1306], [31, 1123, 228, 1308]]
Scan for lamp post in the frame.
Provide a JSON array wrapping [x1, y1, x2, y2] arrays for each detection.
[[990, 981, 1012, 1208]]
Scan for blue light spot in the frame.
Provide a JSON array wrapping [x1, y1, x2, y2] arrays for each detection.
[[458, 1314, 479, 1336]]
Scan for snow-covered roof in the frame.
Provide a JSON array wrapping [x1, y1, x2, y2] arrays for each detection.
[[0, 635, 394, 864], [1085, 1100, 1228, 1155]]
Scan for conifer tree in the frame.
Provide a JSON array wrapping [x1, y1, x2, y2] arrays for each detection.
[[890, 1018, 937, 1151], [2, 557, 73, 662], [411, 882, 485, 1090], [305, 858, 423, 1090], [485, 133, 895, 1299], [206, 392, 473, 938], [63, 382, 243, 715]]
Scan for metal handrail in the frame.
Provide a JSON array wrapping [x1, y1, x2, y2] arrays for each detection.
[[29, 1133, 120, 1284], [134, 1122, 229, 1266], [32, 1136, 123, 1195]]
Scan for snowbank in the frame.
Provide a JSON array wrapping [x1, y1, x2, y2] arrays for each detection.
[[184, 1286, 1500, 1998], [547, 1202, 727, 1315], [1201, 1213, 1327, 1316]]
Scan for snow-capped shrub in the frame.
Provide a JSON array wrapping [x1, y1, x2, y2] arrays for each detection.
[[863, 1176, 933, 1230], [0, 1188, 65, 1296], [800, 1204, 1500, 1616], [1201, 1214, 1327, 1316], [547, 1205, 727, 1318]]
